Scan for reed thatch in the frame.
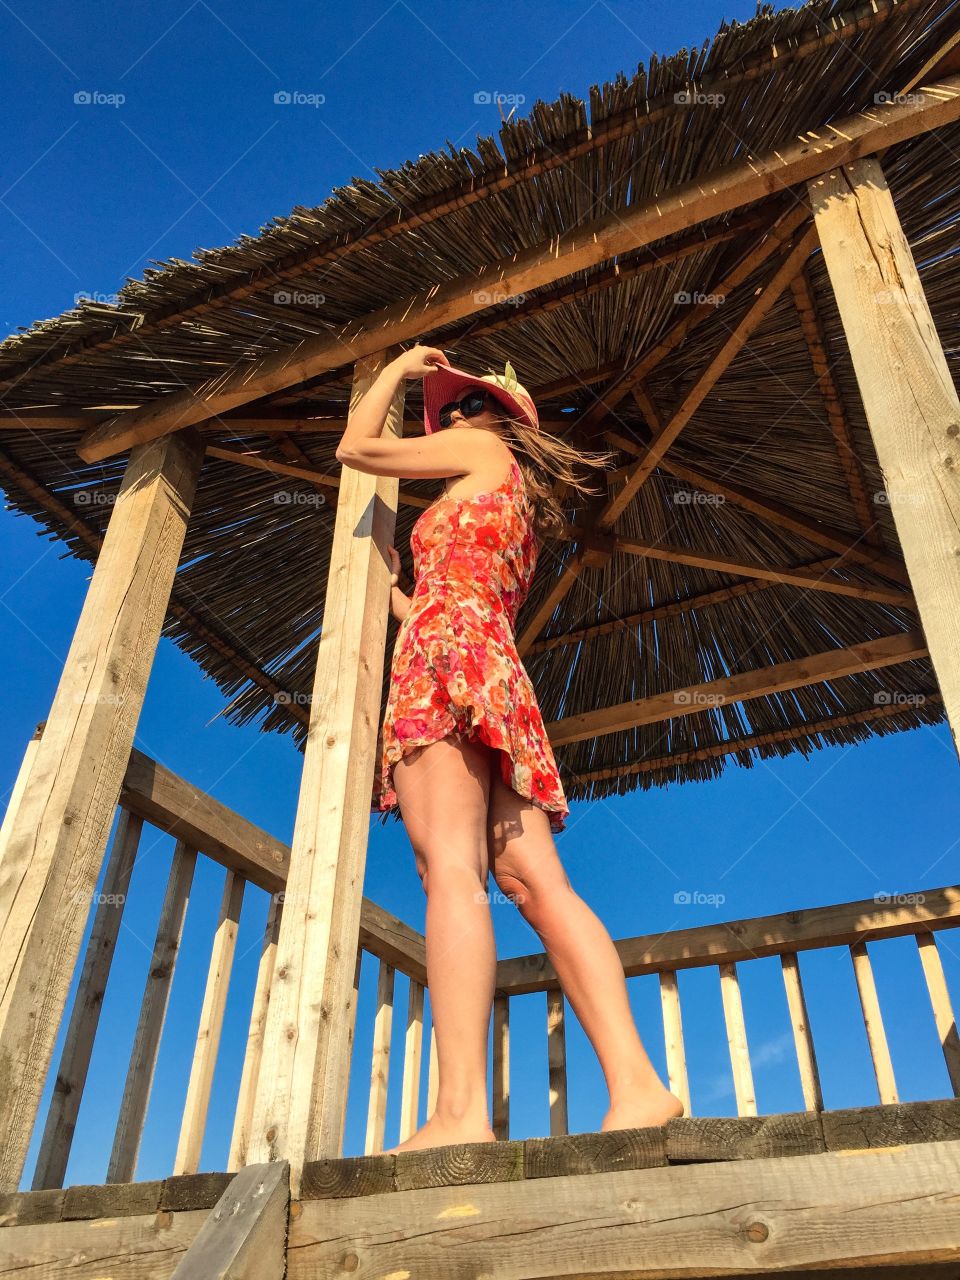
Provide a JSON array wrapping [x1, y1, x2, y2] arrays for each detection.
[[0, 0, 954, 823]]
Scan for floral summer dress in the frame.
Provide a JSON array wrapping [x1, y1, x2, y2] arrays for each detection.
[[372, 453, 569, 834]]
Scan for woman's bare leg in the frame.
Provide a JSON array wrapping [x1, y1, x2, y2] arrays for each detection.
[[384, 732, 498, 1152], [487, 766, 684, 1130]]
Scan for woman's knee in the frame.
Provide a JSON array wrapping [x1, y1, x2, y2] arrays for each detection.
[[493, 863, 571, 927]]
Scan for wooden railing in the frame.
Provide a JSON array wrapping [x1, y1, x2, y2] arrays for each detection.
[[12, 733, 960, 1185]]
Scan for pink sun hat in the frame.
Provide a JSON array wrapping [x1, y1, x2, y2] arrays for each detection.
[[422, 358, 539, 435]]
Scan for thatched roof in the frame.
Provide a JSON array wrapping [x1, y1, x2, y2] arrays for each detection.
[[1, 0, 954, 818]]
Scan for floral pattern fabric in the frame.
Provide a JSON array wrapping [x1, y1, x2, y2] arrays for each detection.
[[372, 454, 569, 834]]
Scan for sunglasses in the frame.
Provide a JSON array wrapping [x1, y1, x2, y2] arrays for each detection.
[[438, 388, 490, 429]]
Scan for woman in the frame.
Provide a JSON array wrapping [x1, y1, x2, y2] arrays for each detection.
[[336, 343, 684, 1153]]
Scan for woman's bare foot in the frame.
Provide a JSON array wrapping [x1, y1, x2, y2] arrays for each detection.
[[601, 1083, 685, 1132], [383, 1111, 497, 1155]]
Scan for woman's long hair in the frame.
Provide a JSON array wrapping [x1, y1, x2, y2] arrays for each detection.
[[490, 408, 620, 543]]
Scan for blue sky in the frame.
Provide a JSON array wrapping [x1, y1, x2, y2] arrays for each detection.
[[2, 1, 958, 1189]]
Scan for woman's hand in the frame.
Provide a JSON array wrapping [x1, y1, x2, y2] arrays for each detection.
[[391, 344, 450, 381]]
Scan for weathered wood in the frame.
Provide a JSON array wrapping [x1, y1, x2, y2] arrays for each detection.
[[247, 350, 405, 1192], [338, 948, 363, 1158], [289, 1137, 960, 1278], [174, 870, 246, 1175], [491, 994, 510, 1140], [915, 930, 960, 1095], [398, 979, 424, 1143], [364, 960, 395, 1155], [356, 897, 427, 984], [300, 1153, 395, 1200], [659, 969, 691, 1118], [394, 1139, 524, 1191], [809, 156, 960, 750], [160, 1172, 235, 1212], [120, 750, 289, 895], [108, 842, 198, 1183], [719, 961, 757, 1117], [0, 428, 204, 1191], [61, 1179, 163, 1220], [0, 1208, 210, 1278], [850, 939, 899, 1104], [546, 628, 927, 746], [228, 894, 282, 1172], [495, 883, 960, 994], [31, 809, 143, 1190], [781, 950, 824, 1113], [525, 1127, 666, 1178], [546, 989, 569, 1136], [168, 1161, 288, 1280], [426, 1020, 439, 1118], [666, 1111, 824, 1162], [0, 723, 42, 866], [77, 79, 960, 464], [821, 1098, 960, 1150]]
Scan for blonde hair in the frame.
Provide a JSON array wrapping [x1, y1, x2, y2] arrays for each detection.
[[489, 407, 619, 543]]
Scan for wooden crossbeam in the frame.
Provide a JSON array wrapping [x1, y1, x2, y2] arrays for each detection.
[[169, 1160, 288, 1279], [76, 77, 960, 463], [545, 628, 928, 746], [789, 265, 882, 545]]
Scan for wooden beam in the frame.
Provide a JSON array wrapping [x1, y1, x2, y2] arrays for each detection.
[[0, 429, 204, 1192], [545, 628, 927, 746], [809, 157, 960, 753], [77, 78, 960, 462], [247, 351, 405, 1194], [495, 882, 960, 995], [169, 1160, 288, 1280]]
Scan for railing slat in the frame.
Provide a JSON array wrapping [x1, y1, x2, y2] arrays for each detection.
[[32, 808, 143, 1190], [781, 950, 823, 1112], [398, 979, 424, 1143], [492, 994, 510, 1140], [546, 990, 568, 1136], [850, 940, 898, 1104], [427, 1021, 439, 1118], [174, 869, 246, 1175], [719, 961, 757, 1116], [228, 894, 282, 1172], [339, 948, 363, 1158], [659, 969, 691, 1118], [364, 960, 395, 1155], [108, 841, 198, 1182], [916, 930, 960, 1097]]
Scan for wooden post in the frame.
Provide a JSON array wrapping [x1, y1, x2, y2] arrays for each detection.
[[0, 428, 203, 1191], [808, 157, 960, 752], [247, 350, 404, 1192]]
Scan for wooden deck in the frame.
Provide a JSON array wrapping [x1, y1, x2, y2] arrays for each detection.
[[3, 1099, 960, 1278]]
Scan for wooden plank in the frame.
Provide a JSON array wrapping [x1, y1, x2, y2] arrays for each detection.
[[289, 1137, 960, 1277], [364, 960, 395, 1155], [546, 990, 569, 1136], [525, 1127, 666, 1177], [495, 884, 960, 995], [426, 1020, 439, 1118], [169, 1161, 288, 1280], [658, 969, 691, 1119], [338, 947, 363, 1158], [545, 628, 927, 746], [31, 809, 143, 1190], [809, 156, 960, 748], [120, 749, 289, 896], [174, 870, 246, 1175], [666, 1111, 824, 1162], [227, 894, 281, 1172], [0, 428, 204, 1192], [781, 951, 824, 1113], [246, 351, 405, 1193], [108, 842, 198, 1183], [78, 78, 960, 462], [850, 940, 899, 1104], [719, 961, 757, 1117], [393, 1139, 524, 1192], [821, 1098, 960, 1150], [398, 979, 425, 1143], [0, 1209, 210, 1279], [357, 897, 427, 984], [916, 930, 960, 1096], [0, 723, 42, 866], [491, 994, 510, 1140]]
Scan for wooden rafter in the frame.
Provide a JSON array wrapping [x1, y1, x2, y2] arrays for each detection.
[[567, 694, 942, 784], [789, 264, 882, 545], [545, 628, 927, 746], [76, 77, 960, 463], [0, 449, 308, 723]]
